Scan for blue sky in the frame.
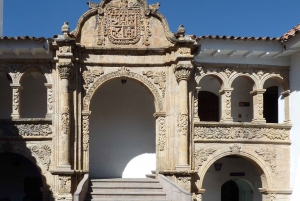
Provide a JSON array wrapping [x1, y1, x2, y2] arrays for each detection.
[[3, 0, 300, 38]]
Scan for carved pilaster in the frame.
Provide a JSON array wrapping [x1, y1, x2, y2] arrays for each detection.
[[251, 89, 266, 123], [10, 84, 22, 119], [57, 62, 74, 80], [45, 83, 53, 119], [154, 112, 167, 170], [219, 88, 233, 122], [82, 113, 90, 171], [173, 63, 193, 170], [281, 90, 291, 124], [194, 87, 201, 122]]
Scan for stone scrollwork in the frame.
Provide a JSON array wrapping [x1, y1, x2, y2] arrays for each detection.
[[177, 113, 188, 136], [30, 145, 52, 170], [194, 148, 216, 170], [57, 62, 74, 79], [0, 124, 52, 136], [61, 106, 70, 135], [83, 68, 104, 90], [143, 70, 166, 97], [256, 148, 276, 172], [58, 176, 71, 194], [194, 126, 289, 141], [82, 115, 90, 151], [157, 117, 166, 151]]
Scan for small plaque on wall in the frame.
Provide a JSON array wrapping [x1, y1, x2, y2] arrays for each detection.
[[239, 102, 250, 107]]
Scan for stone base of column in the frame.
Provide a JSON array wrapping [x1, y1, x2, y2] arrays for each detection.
[[45, 113, 52, 119], [11, 114, 20, 119], [220, 117, 233, 123], [176, 164, 191, 171], [252, 118, 266, 123]]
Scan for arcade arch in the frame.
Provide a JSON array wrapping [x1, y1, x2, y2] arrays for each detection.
[[0, 71, 12, 119]]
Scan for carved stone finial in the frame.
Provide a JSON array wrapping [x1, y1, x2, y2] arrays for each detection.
[[57, 62, 74, 79], [173, 64, 193, 82], [177, 25, 185, 39], [149, 2, 160, 13], [62, 22, 70, 35]]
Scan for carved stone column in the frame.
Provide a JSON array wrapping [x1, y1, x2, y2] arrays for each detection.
[[82, 111, 90, 171], [194, 87, 200, 122], [251, 89, 266, 123], [57, 62, 74, 170], [282, 90, 291, 124], [10, 84, 22, 119], [154, 112, 167, 170], [174, 64, 193, 170], [45, 83, 53, 119], [219, 88, 233, 122]]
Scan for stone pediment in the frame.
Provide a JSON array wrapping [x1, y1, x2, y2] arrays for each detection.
[[72, 0, 188, 48]]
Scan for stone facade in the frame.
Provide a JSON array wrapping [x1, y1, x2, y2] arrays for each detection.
[[0, 0, 297, 200]]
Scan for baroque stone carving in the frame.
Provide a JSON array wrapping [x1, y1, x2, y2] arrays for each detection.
[[97, 0, 151, 46], [58, 176, 71, 193], [193, 193, 202, 201], [194, 91, 199, 118], [177, 113, 188, 136], [176, 176, 190, 192], [230, 144, 241, 154], [178, 47, 191, 55], [61, 106, 70, 135], [83, 67, 164, 112], [57, 62, 74, 79], [256, 148, 276, 172], [143, 70, 166, 97], [0, 124, 52, 136], [82, 115, 90, 151], [47, 88, 53, 111], [12, 87, 20, 110], [83, 68, 104, 90], [157, 117, 166, 151], [257, 93, 264, 115], [30, 145, 52, 170], [194, 148, 216, 170], [174, 64, 193, 82], [194, 126, 289, 141], [223, 68, 233, 78], [58, 46, 71, 54], [267, 193, 276, 201]]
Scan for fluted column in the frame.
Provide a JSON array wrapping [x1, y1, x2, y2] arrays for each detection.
[[57, 62, 74, 169], [220, 88, 233, 122], [282, 90, 291, 124], [174, 64, 193, 170], [10, 84, 22, 119], [251, 89, 266, 123]]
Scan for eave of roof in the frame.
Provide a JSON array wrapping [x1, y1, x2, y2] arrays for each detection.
[[0, 36, 52, 42], [196, 35, 280, 42]]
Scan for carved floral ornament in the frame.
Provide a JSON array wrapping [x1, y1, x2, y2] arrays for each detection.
[[157, 117, 166, 151], [194, 126, 289, 141], [143, 70, 166, 97], [57, 62, 74, 79], [0, 124, 52, 136], [83, 67, 164, 112], [176, 176, 191, 192], [256, 148, 276, 172], [97, 0, 152, 46], [83, 68, 104, 90], [194, 147, 216, 170], [173, 64, 193, 82], [30, 145, 52, 170], [58, 176, 71, 193]]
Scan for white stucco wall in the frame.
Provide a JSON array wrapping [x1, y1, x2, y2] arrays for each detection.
[[89, 79, 156, 178], [202, 156, 262, 201], [289, 51, 300, 201]]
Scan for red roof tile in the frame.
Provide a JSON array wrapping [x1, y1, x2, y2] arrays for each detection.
[[281, 24, 300, 41]]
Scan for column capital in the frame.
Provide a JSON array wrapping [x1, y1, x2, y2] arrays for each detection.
[[281, 90, 291, 97], [57, 62, 74, 80], [173, 63, 193, 82], [219, 88, 233, 94], [250, 89, 266, 95]]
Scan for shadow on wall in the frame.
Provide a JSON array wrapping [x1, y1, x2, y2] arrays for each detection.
[[89, 79, 156, 178]]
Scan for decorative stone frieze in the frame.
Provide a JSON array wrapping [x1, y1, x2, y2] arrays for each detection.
[[57, 62, 74, 80], [157, 116, 166, 151], [0, 124, 52, 136], [256, 148, 276, 172], [143, 70, 166, 97], [194, 148, 216, 170], [30, 145, 52, 170], [194, 126, 289, 141], [58, 176, 72, 194]]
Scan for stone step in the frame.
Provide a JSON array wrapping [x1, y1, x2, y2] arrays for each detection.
[[90, 178, 159, 183], [145, 174, 156, 179], [86, 191, 167, 199], [90, 182, 162, 188], [85, 199, 169, 201], [90, 186, 163, 192]]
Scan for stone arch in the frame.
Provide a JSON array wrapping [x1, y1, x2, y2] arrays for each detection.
[[83, 68, 164, 113], [197, 150, 272, 191], [0, 145, 51, 196], [229, 73, 258, 90], [261, 74, 289, 91], [196, 73, 225, 89], [18, 65, 52, 84]]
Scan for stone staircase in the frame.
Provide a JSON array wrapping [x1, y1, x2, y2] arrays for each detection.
[[85, 178, 169, 201]]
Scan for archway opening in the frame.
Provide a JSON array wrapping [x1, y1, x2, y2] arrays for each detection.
[[202, 156, 262, 201], [20, 72, 47, 118], [89, 78, 156, 178], [0, 71, 12, 119], [0, 152, 43, 201]]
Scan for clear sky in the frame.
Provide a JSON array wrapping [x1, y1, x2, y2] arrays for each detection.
[[3, 0, 300, 38]]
